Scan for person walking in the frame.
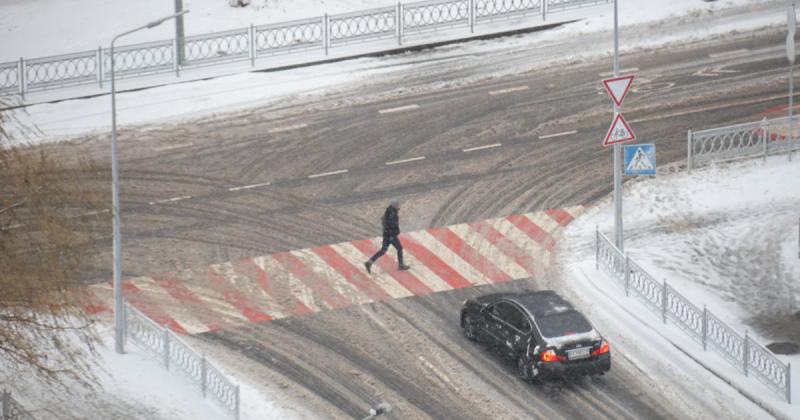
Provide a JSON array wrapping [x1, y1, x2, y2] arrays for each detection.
[[365, 199, 410, 273]]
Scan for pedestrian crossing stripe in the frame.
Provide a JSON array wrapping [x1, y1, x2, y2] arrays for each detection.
[[85, 206, 587, 335]]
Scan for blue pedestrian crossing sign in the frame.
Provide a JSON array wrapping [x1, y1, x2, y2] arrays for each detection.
[[624, 144, 656, 176]]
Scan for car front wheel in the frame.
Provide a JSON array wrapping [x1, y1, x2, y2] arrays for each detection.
[[463, 315, 478, 341]]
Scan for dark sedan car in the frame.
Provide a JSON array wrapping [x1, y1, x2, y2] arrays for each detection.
[[460, 290, 610, 381]]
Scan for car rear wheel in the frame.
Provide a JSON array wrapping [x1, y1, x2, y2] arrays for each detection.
[[517, 356, 531, 381], [463, 316, 477, 341]]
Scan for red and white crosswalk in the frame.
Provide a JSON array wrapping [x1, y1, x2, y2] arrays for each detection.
[[85, 206, 585, 335]]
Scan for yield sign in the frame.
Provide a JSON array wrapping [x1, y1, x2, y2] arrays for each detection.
[[603, 75, 635, 107], [603, 113, 636, 146]]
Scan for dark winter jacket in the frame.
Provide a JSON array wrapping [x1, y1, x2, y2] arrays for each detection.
[[381, 205, 400, 236]]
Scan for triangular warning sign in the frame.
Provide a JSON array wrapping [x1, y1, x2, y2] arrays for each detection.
[[603, 114, 636, 146], [603, 75, 635, 107], [627, 147, 654, 170]]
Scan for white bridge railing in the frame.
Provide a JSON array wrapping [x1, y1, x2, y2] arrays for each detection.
[[595, 228, 791, 403], [688, 116, 799, 169], [0, 0, 608, 98], [125, 303, 241, 419]]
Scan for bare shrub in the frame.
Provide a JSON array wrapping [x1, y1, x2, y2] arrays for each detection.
[[0, 99, 107, 390]]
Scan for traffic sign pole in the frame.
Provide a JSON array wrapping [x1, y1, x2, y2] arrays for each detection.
[[788, 1, 797, 162], [613, 0, 623, 251]]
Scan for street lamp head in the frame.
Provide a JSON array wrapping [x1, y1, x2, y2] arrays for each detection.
[[146, 9, 190, 29]]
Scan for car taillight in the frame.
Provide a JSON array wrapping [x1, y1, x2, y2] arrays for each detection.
[[592, 341, 610, 356], [540, 350, 559, 362]]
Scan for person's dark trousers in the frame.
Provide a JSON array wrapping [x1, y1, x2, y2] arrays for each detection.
[[369, 233, 404, 265]]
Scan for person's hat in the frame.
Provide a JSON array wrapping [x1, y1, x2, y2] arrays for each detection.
[[390, 199, 400, 208]]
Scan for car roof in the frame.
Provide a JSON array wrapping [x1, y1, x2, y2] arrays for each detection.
[[477, 290, 576, 318]]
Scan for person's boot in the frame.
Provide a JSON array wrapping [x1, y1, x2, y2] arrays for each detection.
[[398, 263, 410, 271], [364, 261, 372, 274]]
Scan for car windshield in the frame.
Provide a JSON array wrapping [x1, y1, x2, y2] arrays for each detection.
[[537, 310, 592, 338]]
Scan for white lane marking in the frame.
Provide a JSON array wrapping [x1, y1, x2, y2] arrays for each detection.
[[492, 217, 550, 275], [528, 212, 560, 234], [386, 156, 425, 166], [448, 223, 529, 279], [599, 67, 638, 77], [539, 130, 577, 140], [268, 123, 308, 133], [709, 48, 749, 59], [164, 272, 250, 323], [412, 230, 491, 286], [215, 262, 289, 319], [154, 142, 193, 152], [3, 224, 23, 230], [419, 355, 460, 392], [229, 182, 271, 192], [149, 196, 192, 205], [84, 209, 110, 216], [463, 143, 502, 153], [489, 85, 529, 96], [293, 249, 372, 306], [254, 255, 326, 312], [331, 243, 412, 299], [376, 236, 452, 293], [308, 169, 348, 179], [378, 104, 420, 114], [132, 276, 207, 335]]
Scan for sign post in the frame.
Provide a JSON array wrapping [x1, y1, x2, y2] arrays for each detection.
[[788, 0, 797, 161], [612, 0, 623, 251], [604, 0, 635, 253]]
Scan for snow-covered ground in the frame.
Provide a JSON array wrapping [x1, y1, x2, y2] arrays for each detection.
[[2, 0, 798, 418], [2, 326, 287, 420], [561, 155, 800, 419]]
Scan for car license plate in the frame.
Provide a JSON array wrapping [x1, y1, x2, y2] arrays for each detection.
[[567, 347, 590, 360]]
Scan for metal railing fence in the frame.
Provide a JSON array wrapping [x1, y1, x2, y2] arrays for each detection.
[[1, 390, 34, 420], [595, 228, 792, 403], [688, 116, 800, 169], [125, 303, 240, 419], [0, 0, 610, 97]]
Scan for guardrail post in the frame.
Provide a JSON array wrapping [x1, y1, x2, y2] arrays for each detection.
[[235, 385, 241, 420], [323, 14, 330, 56], [542, 0, 547, 21], [624, 253, 630, 296], [173, 39, 180, 77], [661, 280, 667, 324], [687, 129, 692, 172], [17, 57, 25, 99], [761, 117, 768, 162], [397, 3, 404, 46], [97, 46, 104, 89], [595, 226, 599, 270], [787, 362, 792, 404], [469, 0, 475, 33], [201, 356, 207, 397], [122, 303, 128, 347], [2, 389, 9, 420], [702, 305, 707, 351], [249, 24, 256, 67], [743, 330, 749, 376], [163, 328, 170, 369]]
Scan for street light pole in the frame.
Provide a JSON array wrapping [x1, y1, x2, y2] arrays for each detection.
[[110, 9, 189, 354], [613, 0, 623, 251]]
